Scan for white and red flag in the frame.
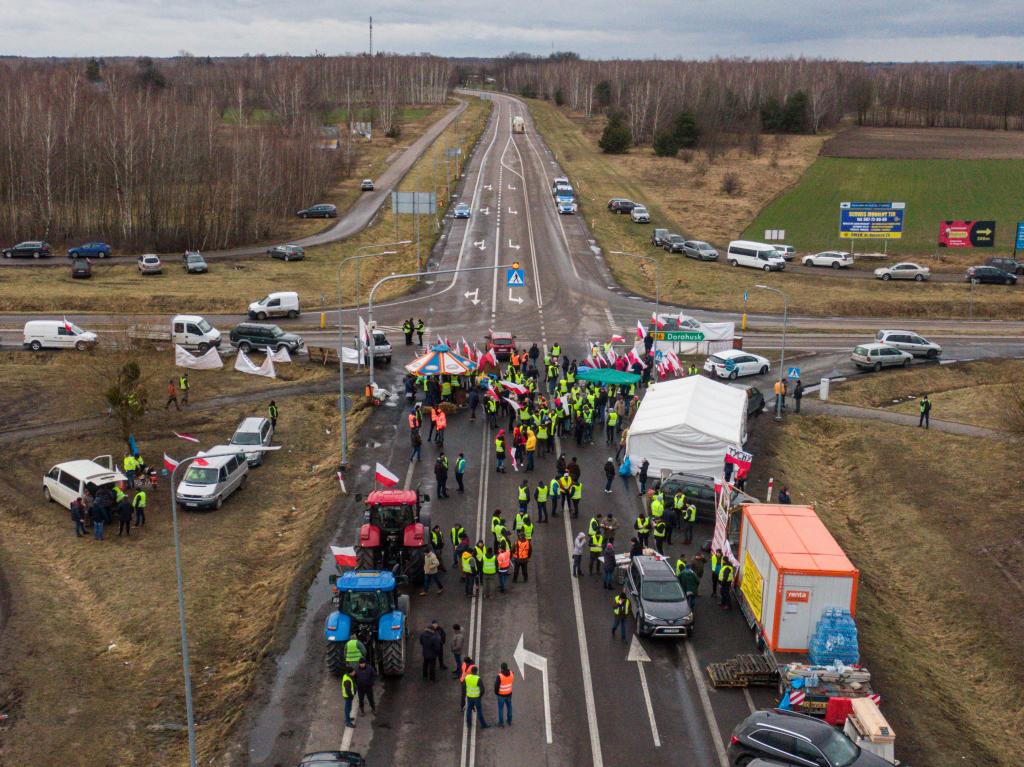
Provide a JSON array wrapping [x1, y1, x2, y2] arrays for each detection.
[[331, 545, 358, 569], [173, 431, 201, 443], [162, 453, 179, 472], [375, 462, 399, 487], [610, 334, 625, 343], [635, 320, 645, 339], [499, 379, 529, 396], [651, 313, 666, 330]]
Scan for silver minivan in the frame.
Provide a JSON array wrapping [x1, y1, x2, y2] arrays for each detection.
[[875, 329, 942, 359], [175, 446, 249, 510], [851, 342, 913, 371], [229, 417, 275, 466]]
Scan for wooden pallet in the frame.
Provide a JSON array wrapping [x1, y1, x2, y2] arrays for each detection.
[[707, 654, 780, 689]]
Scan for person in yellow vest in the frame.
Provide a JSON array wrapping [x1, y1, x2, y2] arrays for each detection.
[[132, 488, 147, 527], [612, 591, 631, 640], [570, 479, 583, 519], [123, 453, 137, 488], [682, 502, 697, 544], [633, 512, 651, 548], [463, 664, 489, 729], [557, 472, 573, 514], [462, 549, 479, 597], [524, 428, 537, 472], [535, 479, 549, 523], [652, 517, 667, 554], [495, 662, 515, 726], [341, 666, 357, 727], [517, 480, 530, 515], [481, 546, 497, 598], [649, 491, 665, 526], [719, 559, 736, 610], [178, 372, 190, 406], [710, 548, 723, 597], [588, 529, 604, 575], [605, 408, 619, 444]]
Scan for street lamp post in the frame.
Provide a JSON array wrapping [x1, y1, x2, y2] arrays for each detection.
[[610, 250, 661, 321], [755, 284, 789, 422]]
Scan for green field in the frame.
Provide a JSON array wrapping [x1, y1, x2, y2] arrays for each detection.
[[743, 157, 1024, 256]]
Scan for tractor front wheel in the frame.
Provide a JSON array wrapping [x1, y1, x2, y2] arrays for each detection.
[[326, 641, 345, 676], [380, 638, 406, 676], [356, 546, 375, 570]]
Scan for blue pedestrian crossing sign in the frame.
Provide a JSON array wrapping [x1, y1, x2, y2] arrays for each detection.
[[507, 268, 525, 287], [787, 367, 801, 379]]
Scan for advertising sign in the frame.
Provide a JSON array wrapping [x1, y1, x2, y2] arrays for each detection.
[[1016, 221, 1024, 251], [939, 220, 996, 248], [839, 201, 905, 239], [741, 552, 764, 623]]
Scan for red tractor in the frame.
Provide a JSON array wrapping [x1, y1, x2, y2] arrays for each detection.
[[355, 489, 431, 583]]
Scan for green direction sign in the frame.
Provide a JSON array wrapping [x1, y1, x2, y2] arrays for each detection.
[[655, 330, 705, 342]]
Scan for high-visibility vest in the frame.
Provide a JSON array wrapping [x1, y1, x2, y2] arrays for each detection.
[[525, 433, 537, 451], [408, 413, 419, 428], [486, 399, 497, 413], [342, 673, 355, 699], [403, 321, 412, 333], [650, 497, 665, 517], [345, 638, 363, 662], [416, 321, 424, 333], [441, 380, 452, 396], [465, 673, 482, 698], [537, 423, 549, 439], [536, 484, 549, 502], [588, 517, 600, 535], [684, 504, 697, 523], [607, 411, 618, 426], [475, 544, 486, 561], [436, 412, 447, 429], [518, 486, 529, 502], [675, 558, 687, 575], [497, 549, 511, 570], [456, 457, 466, 474], [613, 595, 630, 617], [549, 479, 560, 498], [492, 516, 504, 536], [653, 520, 666, 539], [451, 525, 465, 546], [431, 529, 443, 549], [114, 486, 126, 502], [132, 491, 147, 509], [558, 476, 573, 494], [674, 494, 686, 510], [462, 552, 476, 573], [558, 380, 568, 394], [551, 344, 561, 357], [521, 521, 534, 540], [268, 403, 278, 420], [123, 455, 135, 472], [495, 437, 505, 454], [498, 671, 515, 695], [589, 532, 604, 553], [482, 554, 497, 574], [720, 564, 735, 583], [634, 516, 650, 534], [515, 539, 531, 559], [178, 375, 189, 391], [711, 553, 721, 572], [571, 482, 582, 501]]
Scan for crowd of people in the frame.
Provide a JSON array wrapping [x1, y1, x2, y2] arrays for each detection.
[[70, 452, 152, 541]]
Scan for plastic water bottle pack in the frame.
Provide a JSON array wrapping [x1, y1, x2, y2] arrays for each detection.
[[808, 608, 860, 665]]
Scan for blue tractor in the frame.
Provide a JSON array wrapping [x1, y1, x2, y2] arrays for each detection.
[[325, 570, 410, 677]]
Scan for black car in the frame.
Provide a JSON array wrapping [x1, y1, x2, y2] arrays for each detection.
[[71, 258, 92, 279], [624, 556, 694, 638], [651, 228, 670, 247], [608, 199, 637, 214], [268, 244, 306, 262], [729, 708, 892, 767], [229, 322, 305, 354], [730, 384, 766, 418], [966, 265, 1017, 285], [298, 752, 366, 767], [658, 472, 758, 523], [297, 203, 338, 219], [663, 234, 686, 253], [3, 240, 52, 259], [985, 257, 1024, 275]]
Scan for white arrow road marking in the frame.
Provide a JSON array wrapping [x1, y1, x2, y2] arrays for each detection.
[[508, 289, 524, 304], [508, 207, 518, 215], [508, 239, 521, 249], [508, 183, 517, 190], [464, 288, 480, 305], [627, 636, 661, 747], [484, 184, 493, 191], [480, 207, 490, 215], [474, 240, 486, 251], [514, 634, 552, 744]]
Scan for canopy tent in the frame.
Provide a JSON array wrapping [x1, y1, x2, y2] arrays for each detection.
[[626, 375, 747, 477], [576, 366, 641, 385], [404, 343, 477, 376]]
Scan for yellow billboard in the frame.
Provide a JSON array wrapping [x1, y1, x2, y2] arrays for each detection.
[[741, 552, 764, 623]]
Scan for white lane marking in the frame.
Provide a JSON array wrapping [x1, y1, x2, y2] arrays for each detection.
[[509, 129, 544, 309], [684, 640, 729, 767], [742, 687, 757, 714], [604, 308, 616, 333], [636, 661, 662, 748], [522, 128, 580, 280]]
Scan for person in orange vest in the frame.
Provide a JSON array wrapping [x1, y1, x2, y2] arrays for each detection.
[[458, 655, 474, 712], [435, 408, 448, 446], [494, 662, 515, 726], [512, 532, 532, 584], [427, 407, 438, 443], [496, 545, 512, 593]]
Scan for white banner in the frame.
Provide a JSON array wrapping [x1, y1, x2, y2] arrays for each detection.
[[265, 346, 291, 363], [234, 350, 277, 378], [175, 344, 223, 370]]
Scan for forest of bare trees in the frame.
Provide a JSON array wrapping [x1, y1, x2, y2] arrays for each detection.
[[0, 55, 451, 251], [494, 57, 1024, 147]]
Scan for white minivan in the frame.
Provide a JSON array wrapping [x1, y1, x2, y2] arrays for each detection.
[[175, 446, 249, 510], [43, 455, 126, 509], [727, 240, 786, 271], [24, 320, 98, 351], [248, 291, 300, 320]]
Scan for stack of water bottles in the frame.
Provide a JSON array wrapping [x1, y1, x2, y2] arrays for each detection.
[[808, 607, 860, 666]]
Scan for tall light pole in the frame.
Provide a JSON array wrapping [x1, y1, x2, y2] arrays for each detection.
[[610, 250, 661, 321], [755, 284, 789, 422], [351, 241, 412, 317]]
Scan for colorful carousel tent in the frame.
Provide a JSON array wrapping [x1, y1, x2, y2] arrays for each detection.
[[404, 344, 477, 376]]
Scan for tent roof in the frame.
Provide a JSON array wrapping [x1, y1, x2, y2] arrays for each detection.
[[577, 367, 641, 385], [628, 376, 746, 445]]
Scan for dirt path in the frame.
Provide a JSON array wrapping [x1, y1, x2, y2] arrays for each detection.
[[801, 397, 1017, 439]]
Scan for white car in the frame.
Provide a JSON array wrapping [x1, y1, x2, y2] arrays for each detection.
[[803, 251, 853, 269], [875, 329, 942, 359], [630, 206, 650, 223], [874, 262, 930, 281], [703, 349, 771, 380]]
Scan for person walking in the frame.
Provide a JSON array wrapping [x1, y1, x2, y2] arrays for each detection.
[[410, 428, 422, 463], [602, 543, 617, 590], [354, 658, 377, 715], [132, 488, 147, 527], [178, 373, 190, 406], [341, 666, 357, 727], [603, 458, 615, 494], [495, 662, 515, 727], [534, 479, 549, 523], [451, 624, 465, 677], [422, 549, 444, 595], [512, 533, 532, 583], [495, 430, 507, 473], [268, 400, 279, 430], [419, 624, 442, 681], [919, 394, 931, 428], [164, 379, 180, 411], [71, 498, 86, 537], [481, 546, 497, 598], [793, 379, 804, 413], [719, 558, 735, 610], [455, 453, 467, 493], [434, 453, 449, 499], [415, 318, 425, 346], [612, 590, 630, 640], [463, 665, 489, 729], [572, 531, 586, 577], [403, 318, 414, 345]]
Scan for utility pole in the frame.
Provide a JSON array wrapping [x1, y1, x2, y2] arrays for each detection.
[[755, 284, 789, 422], [369, 16, 373, 57]]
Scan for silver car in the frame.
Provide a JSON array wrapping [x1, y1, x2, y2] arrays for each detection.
[[682, 240, 719, 261], [874, 262, 930, 281], [851, 342, 913, 371], [774, 245, 796, 261], [229, 417, 274, 466], [875, 329, 942, 359]]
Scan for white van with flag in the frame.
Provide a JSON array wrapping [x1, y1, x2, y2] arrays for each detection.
[[24, 320, 98, 351]]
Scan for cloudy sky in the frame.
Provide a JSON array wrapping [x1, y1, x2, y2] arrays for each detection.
[[2, 0, 1023, 60]]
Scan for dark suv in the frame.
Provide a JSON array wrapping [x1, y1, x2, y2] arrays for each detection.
[[658, 472, 758, 523], [608, 198, 637, 214], [3, 240, 52, 259], [986, 257, 1024, 275], [729, 709, 892, 767], [229, 323, 305, 353], [624, 556, 693, 638], [663, 234, 686, 253], [651, 228, 670, 247]]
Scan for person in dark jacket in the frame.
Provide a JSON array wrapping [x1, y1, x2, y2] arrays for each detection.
[[603, 458, 615, 493], [116, 497, 133, 536], [638, 459, 649, 496], [71, 498, 86, 537], [793, 379, 804, 413], [468, 389, 480, 421], [419, 625, 443, 681], [602, 543, 617, 590], [354, 658, 377, 714], [629, 536, 644, 557], [434, 454, 449, 498], [431, 620, 449, 670]]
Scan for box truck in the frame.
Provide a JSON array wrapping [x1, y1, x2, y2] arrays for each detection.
[[511, 115, 525, 134]]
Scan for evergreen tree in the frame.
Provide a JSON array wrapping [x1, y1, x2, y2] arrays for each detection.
[[598, 112, 631, 154]]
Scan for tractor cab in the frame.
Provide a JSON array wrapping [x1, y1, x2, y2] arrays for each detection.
[[355, 489, 431, 582], [325, 570, 409, 677]]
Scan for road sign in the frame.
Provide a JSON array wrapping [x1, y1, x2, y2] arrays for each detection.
[[507, 268, 525, 287], [787, 367, 801, 379], [445, 147, 462, 157], [839, 201, 905, 240], [1016, 222, 1024, 252], [654, 330, 705, 342], [743, 291, 748, 303], [391, 191, 436, 214], [763, 229, 786, 241], [938, 220, 996, 248]]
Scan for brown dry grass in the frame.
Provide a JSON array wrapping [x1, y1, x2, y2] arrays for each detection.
[[822, 126, 1024, 160], [767, 416, 1024, 767], [0, 390, 372, 766]]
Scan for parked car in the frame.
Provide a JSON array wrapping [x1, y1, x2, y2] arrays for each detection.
[[728, 708, 892, 767], [23, 320, 98, 351], [229, 322, 305, 354], [682, 240, 719, 261], [659, 471, 758, 522], [68, 241, 111, 259], [624, 556, 694, 638], [175, 446, 250, 511], [774, 245, 797, 261], [651, 228, 670, 247], [268, 244, 305, 261], [296, 203, 338, 219], [630, 205, 650, 223], [360, 179, 374, 191], [966, 265, 1017, 285], [3, 240, 51, 259], [71, 258, 92, 279], [704, 349, 771, 379], [986, 256, 1024, 275], [485, 331, 516, 361], [802, 250, 853, 269], [552, 177, 570, 196], [727, 241, 785, 271], [366, 331, 393, 365], [248, 291, 300, 320], [137, 254, 162, 274], [875, 329, 942, 359], [43, 455, 125, 510], [608, 199, 637, 214], [184, 252, 208, 274], [851, 342, 913, 371], [229, 416, 275, 467], [873, 262, 930, 281], [454, 202, 471, 219], [298, 752, 366, 767], [729, 384, 767, 418], [663, 234, 686, 254], [556, 197, 578, 215]]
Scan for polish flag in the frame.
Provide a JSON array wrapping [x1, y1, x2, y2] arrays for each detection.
[[173, 431, 201, 443], [193, 457, 209, 467], [480, 349, 498, 369], [503, 397, 522, 411], [162, 453, 179, 472], [331, 545, 358, 569], [610, 334, 625, 343], [499, 379, 529, 396], [375, 462, 399, 487], [462, 337, 472, 359], [651, 313, 666, 330], [486, 386, 502, 402], [63, 316, 74, 332], [583, 355, 594, 367], [635, 320, 645, 339]]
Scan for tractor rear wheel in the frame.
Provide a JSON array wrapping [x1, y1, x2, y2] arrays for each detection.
[[405, 547, 425, 584], [356, 546, 375, 570], [326, 641, 345, 676], [380, 638, 406, 676]]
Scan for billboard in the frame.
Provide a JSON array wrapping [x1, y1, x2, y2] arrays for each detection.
[[839, 201, 905, 239], [938, 220, 996, 248], [1017, 222, 1024, 251]]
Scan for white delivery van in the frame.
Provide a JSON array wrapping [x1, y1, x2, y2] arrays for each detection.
[[175, 445, 249, 510], [511, 115, 525, 134], [24, 320, 98, 351], [248, 291, 300, 320], [130, 314, 221, 352], [43, 455, 126, 509], [726, 240, 786, 272]]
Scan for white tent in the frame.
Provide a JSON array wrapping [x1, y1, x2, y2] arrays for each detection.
[[626, 375, 747, 477]]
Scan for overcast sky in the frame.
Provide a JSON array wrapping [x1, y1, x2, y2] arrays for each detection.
[[2, 0, 1023, 61]]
